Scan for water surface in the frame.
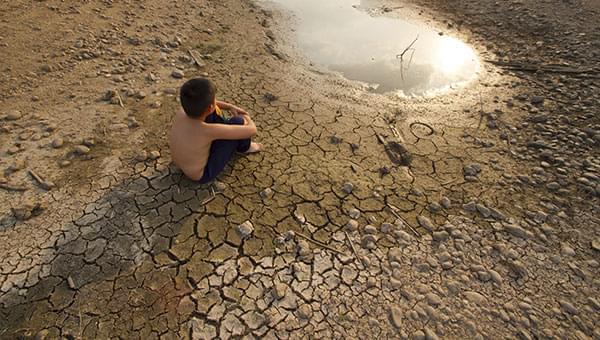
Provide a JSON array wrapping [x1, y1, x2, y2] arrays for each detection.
[[266, 0, 480, 96]]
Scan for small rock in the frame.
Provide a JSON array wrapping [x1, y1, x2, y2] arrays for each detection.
[[172, 69, 185, 79], [560, 244, 575, 256], [348, 208, 360, 219], [135, 150, 148, 162], [424, 327, 439, 340], [345, 219, 359, 232], [389, 306, 403, 328], [380, 222, 393, 233], [51, 138, 64, 149], [504, 224, 528, 239], [341, 267, 357, 285], [440, 196, 451, 209], [259, 187, 273, 199], [432, 231, 449, 242], [559, 300, 578, 314], [148, 150, 161, 160], [236, 221, 254, 239], [6, 111, 22, 121], [73, 145, 90, 155], [342, 182, 354, 194], [364, 225, 377, 234], [464, 291, 487, 305], [488, 269, 503, 285], [417, 215, 435, 232], [531, 96, 544, 105]]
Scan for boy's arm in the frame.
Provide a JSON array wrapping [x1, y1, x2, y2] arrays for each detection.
[[217, 100, 249, 115], [206, 116, 257, 140]]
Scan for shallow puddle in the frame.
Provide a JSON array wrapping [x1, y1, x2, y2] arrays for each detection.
[[265, 0, 480, 96]]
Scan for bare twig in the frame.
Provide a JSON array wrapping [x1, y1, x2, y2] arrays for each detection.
[[344, 231, 363, 269], [386, 204, 420, 237], [28, 170, 54, 190], [397, 35, 420, 59], [296, 232, 346, 256], [0, 183, 27, 192], [477, 90, 485, 130], [115, 90, 125, 108]]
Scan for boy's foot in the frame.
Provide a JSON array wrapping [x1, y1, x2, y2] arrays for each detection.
[[244, 142, 263, 154]]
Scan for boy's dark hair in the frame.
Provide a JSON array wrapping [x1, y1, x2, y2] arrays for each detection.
[[180, 78, 216, 118]]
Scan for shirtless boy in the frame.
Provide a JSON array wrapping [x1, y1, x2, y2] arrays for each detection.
[[170, 78, 262, 183]]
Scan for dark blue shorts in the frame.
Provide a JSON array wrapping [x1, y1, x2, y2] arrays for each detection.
[[198, 112, 251, 184]]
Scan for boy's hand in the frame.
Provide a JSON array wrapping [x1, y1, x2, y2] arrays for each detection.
[[230, 105, 249, 116]]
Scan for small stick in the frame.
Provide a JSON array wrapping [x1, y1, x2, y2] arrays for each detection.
[[115, 91, 125, 108], [386, 204, 420, 237], [28, 170, 54, 190], [396, 34, 420, 59], [344, 231, 364, 269], [0, 183, 27, 192], [296, 232, 346, 256]]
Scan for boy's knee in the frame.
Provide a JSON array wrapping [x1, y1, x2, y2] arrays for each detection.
[[228, 116, 245, 125]]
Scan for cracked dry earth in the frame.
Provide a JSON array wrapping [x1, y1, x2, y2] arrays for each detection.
[[0, 0, 599, 339]]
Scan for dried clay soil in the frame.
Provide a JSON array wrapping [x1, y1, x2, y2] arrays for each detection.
[[0, 0, 599, 339]]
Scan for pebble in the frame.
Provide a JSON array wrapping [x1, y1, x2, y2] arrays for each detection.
[[380, 222, 393, 233], [259, 187, 273, 199], [348, 208, 360, 219], [464, 291, 487, 305], [417, 215, 435, 232], [135, 150, 148, 161], [148, 150, 161, 160], [341, 267, 357, 285], [297, 304, 312, 319], [560, 244, 575, 256], [389, 306, 403, 328], [531, 96, 545, 105], [341, 182, 354, 194], [488, 269, 503, 285], [424, 328, 439, 340], [432, 231, 449, 242], [559, 300, 578, 314], [6, 111, 22, 121], [345, 219, 358, 232], [51, 138, 64, 149], [236, 221, 254, 239], [171, 69, 185, 79], [73, 145, 90, 155], [364, 225, 377, 234], [504, 224, 528, 239], [411, 330, 425, 340], [440, 196, 451, 209]]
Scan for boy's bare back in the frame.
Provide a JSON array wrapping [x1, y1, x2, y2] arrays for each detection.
[[170, 110, 212, 181]]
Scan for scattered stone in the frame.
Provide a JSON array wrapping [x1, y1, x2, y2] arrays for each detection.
[[259, 187, 273, 199], [504, 224, 529, 239], [148, 150, 161, 160], [341, 267, 358, 285], [236, 220, 254, 239], [559, 300, 578, 314], [345, 219, 359, 232], [560, 244, 575, 256], [348, 208, 360, 219], [6, 111, 22, 121], [364, 225, 377, 234], [135, 150, 148, 162], [380, 222, 393, 233], [388, 306, 403, 328], [440, 196, 451, 209], [51, 138, 64, 149], [424, 327, 439, 340], [488, 269, 503, 285], [172, 69, 185, 79], [73, 145, 90, 155], [342, 182, 354, 194], [417, 215, 435, 232], [432, 231, 449, 242], [464, 291, 487, 305], [531, 96, 545, 105], [592, 239, 600, 251]]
